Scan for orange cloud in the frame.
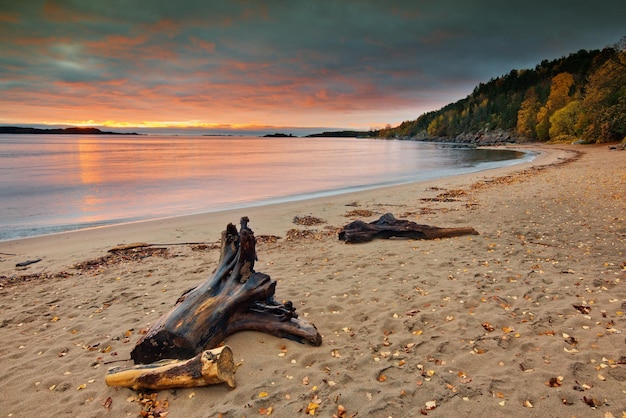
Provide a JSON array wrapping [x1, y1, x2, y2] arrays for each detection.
[[0, 11, 19, 23]]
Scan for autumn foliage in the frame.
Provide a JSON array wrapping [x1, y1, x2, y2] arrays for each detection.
[[381, 38, 626, 143]]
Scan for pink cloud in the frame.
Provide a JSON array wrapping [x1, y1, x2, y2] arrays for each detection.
[[190, 37, 216, 53]]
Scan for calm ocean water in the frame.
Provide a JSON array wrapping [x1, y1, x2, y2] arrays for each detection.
[[0, 135, 531, 241]]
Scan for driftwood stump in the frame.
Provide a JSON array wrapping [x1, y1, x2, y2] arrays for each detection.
[[339, 213, 479, 243], [131, 217, 322, 364]]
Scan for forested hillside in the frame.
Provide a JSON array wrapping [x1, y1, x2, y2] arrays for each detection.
[[379, 39, 625, 143]]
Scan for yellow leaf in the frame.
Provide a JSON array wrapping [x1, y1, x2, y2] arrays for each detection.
[[77, 383, 86, 390], [306, 402, 319, 415], [259, 391, 269, 398]]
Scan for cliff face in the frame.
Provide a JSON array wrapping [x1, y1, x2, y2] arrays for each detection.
[[453, 129, 520, 145], [405, 129, 525, 145]]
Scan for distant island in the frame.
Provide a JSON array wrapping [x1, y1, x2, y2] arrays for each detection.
[[263, 133, 296, 137], [306, 130, 378, 138], [0, 126, 139, 135]]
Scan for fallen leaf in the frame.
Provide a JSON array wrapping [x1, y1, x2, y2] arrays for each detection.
[[574, 305, 591, 314], [524, 400, 533, 408], [334, 404, 347, 418], [259, 406, 273, 415], [425, 400, 437, 410], [305, 395, 321, 416], [583, 396, 601, 407], [259, 392, 269, 398], [103, 397, 112, 410]]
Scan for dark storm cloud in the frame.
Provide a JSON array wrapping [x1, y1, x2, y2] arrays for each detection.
[[0, 0, 623, 129]]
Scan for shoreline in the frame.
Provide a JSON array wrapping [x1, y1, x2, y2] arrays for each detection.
[[0, 141, 533, 243], [0, 144, 547, 274], [1, 143, 625, 417]]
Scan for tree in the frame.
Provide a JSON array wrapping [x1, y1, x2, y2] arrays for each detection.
[[549, 100, 583, 142], [516, 87, 540, 139], [581, 47, 626, 142], [536, 72, 575, 141]]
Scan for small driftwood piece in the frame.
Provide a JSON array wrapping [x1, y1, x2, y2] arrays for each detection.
[[130, 217, 322, 364], [339, 213, 479, 243], [106, 346, 236, 390], [15, 258, 42, 267]]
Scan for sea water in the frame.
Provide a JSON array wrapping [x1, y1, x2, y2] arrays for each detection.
[[0, 135, 531, 241]]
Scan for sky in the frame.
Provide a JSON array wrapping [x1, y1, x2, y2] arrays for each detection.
[[0, 1, 624, 136]]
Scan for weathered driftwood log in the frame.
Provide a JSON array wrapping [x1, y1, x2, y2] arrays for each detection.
[[131, 217, 322, 364], [338, 213, 479, 243], [106, 346, 236, 390]]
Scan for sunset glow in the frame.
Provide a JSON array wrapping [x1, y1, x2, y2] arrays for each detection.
[[1, 1, 623, 135]]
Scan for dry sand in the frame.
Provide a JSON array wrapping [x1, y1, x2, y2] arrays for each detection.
[[0, 143, 624, 418]]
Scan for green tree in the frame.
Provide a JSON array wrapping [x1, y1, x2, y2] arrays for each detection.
[[548, 100, 583, 142]]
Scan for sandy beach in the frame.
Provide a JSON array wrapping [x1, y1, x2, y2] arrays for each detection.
[[1, 143, 624, 418]]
